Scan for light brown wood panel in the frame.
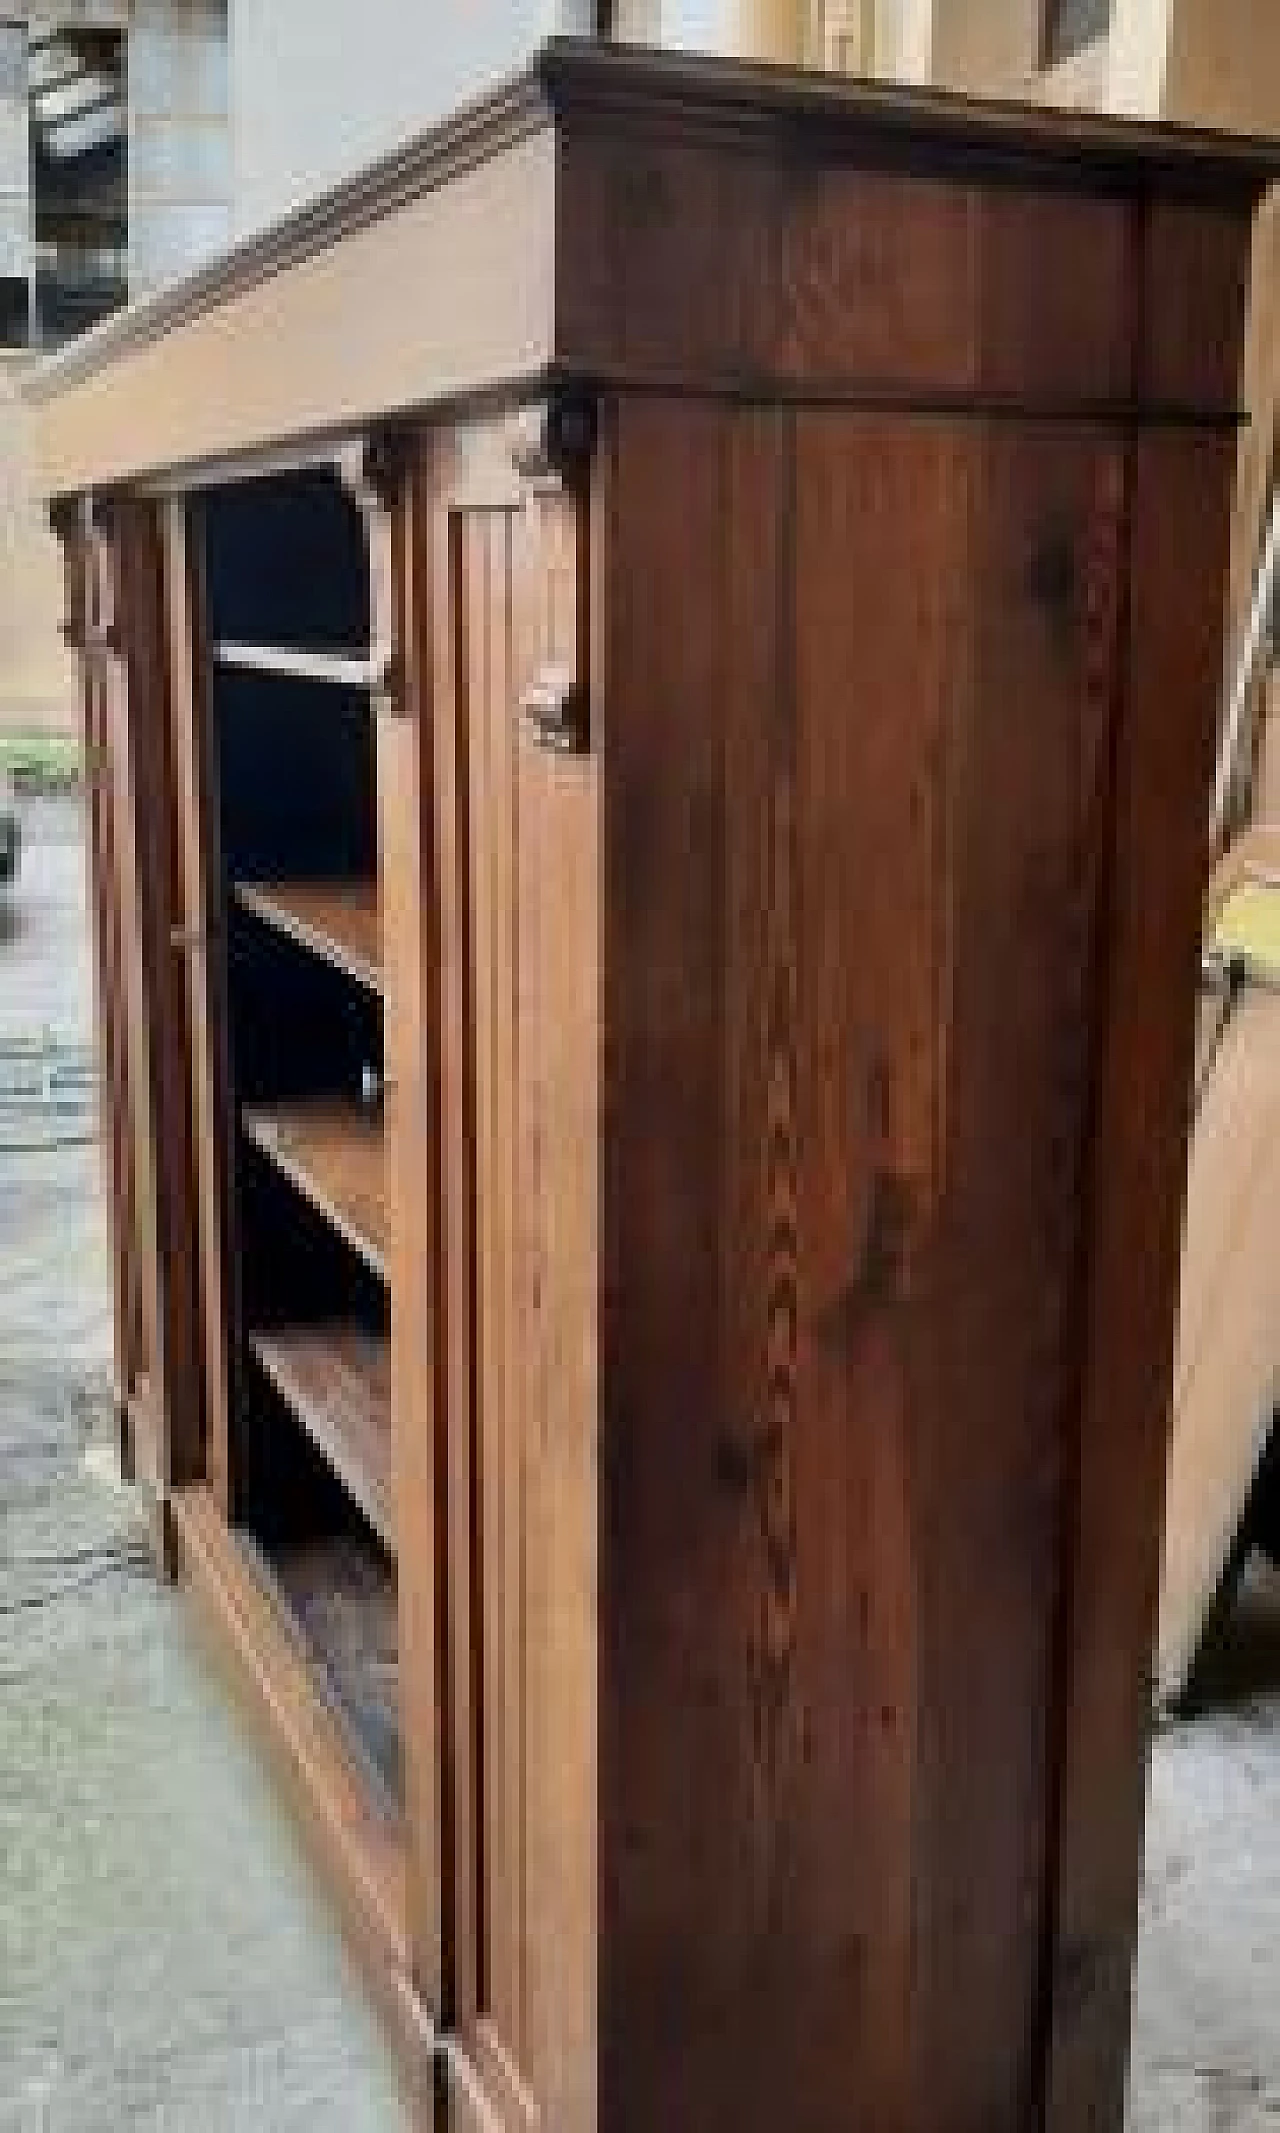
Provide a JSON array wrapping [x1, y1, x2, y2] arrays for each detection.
[[378, 450, 448, 2009], [235, 878, 382, 994], [465, 503, 523, 2073], [516, 472, 601, 2133], [431, 479, 481, 2039], [433, 431, 600, 2130], [242, 1100, 386, 1277]]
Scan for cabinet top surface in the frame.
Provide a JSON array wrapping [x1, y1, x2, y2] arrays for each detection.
[[28, 40, 1278, 494]]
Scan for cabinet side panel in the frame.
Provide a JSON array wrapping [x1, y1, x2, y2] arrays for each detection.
[[600, 402, 1142, 2132], [1042, 431, 1238, 2133]]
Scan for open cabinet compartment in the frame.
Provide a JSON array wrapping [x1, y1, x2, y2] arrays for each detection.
[[200, 467, 403, 1829]]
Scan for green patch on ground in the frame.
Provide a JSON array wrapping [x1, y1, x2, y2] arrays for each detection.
[[0, 727, 82, 792]]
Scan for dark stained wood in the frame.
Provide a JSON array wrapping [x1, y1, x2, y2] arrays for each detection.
[[596, 399, 1149, 2133], [108, 497, 206, 1500], [1042, 431, 1241, 2133], [52, 51, 1270, 2133], [555, 119, 1260, 418], [166, 498, 237, 1517], [252, 1325, 394, 1550]]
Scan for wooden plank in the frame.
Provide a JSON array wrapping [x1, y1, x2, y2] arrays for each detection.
[[377, 450, 449, 2004], [235, 877, 383, 995], [251, 1325, 394, 1552], [431, 478, 481, 2037], [108, 497, 206, 1497], [242, 1099, 386, 1278], [166, 497, 236, 1515], [513, 464, 600, 2133], [467, 501, 524, 2069], [597, 400, 1142, 2133], [1043, 430, 1240, 2133]]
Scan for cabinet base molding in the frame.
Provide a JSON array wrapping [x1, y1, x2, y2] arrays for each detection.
[[167, 1486, 425, 2085]]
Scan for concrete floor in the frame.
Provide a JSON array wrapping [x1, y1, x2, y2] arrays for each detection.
[[0, 804, 406, 2131], [3, 798, 1280, 2128]]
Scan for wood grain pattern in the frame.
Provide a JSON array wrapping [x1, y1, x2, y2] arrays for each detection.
[[57, 58, 1265, 2131], [242, 1100, 386, 1277], [598, 400, 1147, 2133], [252, 1325, 394, 1550], [108, 497, 206, 1499], [32, 49, 1274, 498], [166, 498, 236, 1514], [378, 450, 448, 2008], [1042, 431, 1240, 2133], [515, 472, 600, 2133], [235, 878, 382, 995]]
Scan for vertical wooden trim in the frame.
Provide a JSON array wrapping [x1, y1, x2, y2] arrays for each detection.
[[79, 596, 139, 1431], [164, 497, 235, 1516], [105, 496, 205, 1503], [433, 488, 481, 2035], [1042, 431, 1240, 2132], [377, 454, 447, 2009], [518, 464, 601, 2133]]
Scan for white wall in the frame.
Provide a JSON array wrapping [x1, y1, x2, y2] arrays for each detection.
[[230, 0, 590, 237], [129, 0, 232, 292]]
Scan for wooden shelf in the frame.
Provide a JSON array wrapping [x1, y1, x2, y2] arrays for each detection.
[[243, 1100, 385, 1278], [235, 878, 382, 995], [252, 1325, 394, 1553], [168, 1486, 413, 2049]]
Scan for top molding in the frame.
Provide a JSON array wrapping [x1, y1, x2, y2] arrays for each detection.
[[26, 40, 1280, 495]]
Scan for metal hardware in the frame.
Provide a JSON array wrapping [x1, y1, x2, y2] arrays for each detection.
[[521, 664, 589, 754]]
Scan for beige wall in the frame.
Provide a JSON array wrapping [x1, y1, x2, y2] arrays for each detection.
[[1162, 0, 1280, 132], [0, 353, 75, 734]]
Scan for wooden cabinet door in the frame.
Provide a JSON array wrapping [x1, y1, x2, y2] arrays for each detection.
[[72, 514, 147, 1464], [430, 421, 600, 2133], [76, 499, 205, 1518]]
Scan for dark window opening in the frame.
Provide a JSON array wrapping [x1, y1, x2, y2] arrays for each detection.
[[1042, 0, 1112, 66]]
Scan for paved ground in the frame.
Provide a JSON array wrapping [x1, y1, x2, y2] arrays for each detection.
[[0, 802, 406, 2132], [3, 797, 1280, 2129]]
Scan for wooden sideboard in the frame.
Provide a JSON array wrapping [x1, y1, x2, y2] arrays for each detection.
[[31, 42, 1277, 2133]]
